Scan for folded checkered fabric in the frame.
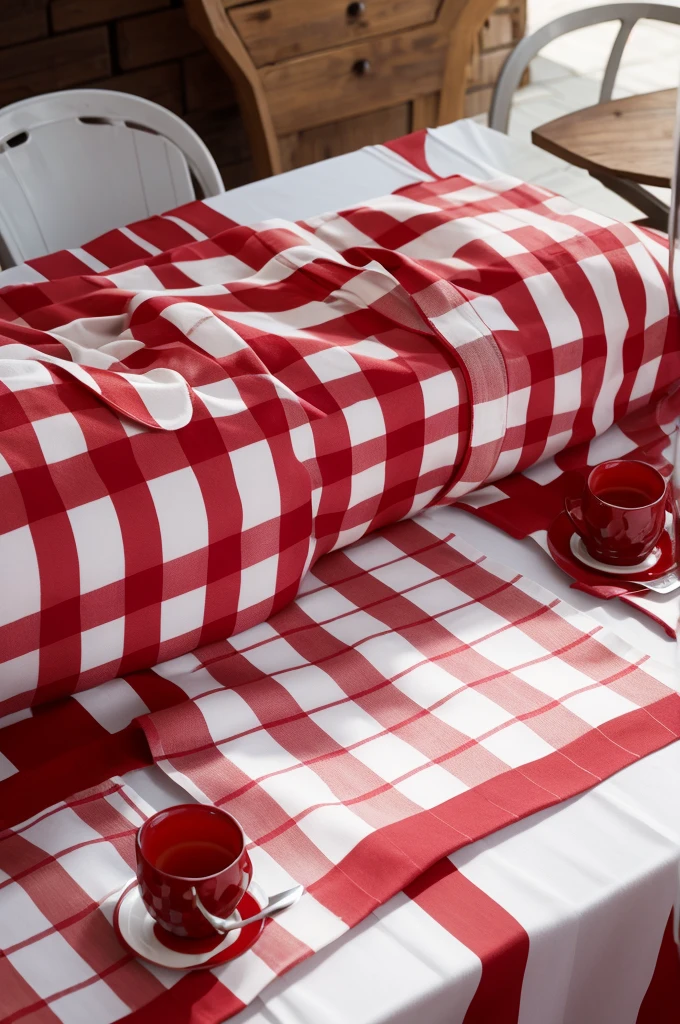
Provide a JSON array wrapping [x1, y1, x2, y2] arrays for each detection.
[[2, 516, 679, 1024], [1, 173, 678, 715]]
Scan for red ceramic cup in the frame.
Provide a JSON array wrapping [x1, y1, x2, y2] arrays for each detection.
[[136, 804, 252, 940], [565, 459, 668, 567]]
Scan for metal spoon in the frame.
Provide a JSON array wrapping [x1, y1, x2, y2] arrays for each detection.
[[191, 884, 304, 934], [633, 568, 680, 594]]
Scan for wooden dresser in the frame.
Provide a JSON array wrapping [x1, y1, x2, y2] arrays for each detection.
[[186, 0, 523, 178]]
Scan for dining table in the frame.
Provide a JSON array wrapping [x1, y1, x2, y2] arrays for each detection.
[[531, 88, 677, 230], [1, 117, 679, 1024]]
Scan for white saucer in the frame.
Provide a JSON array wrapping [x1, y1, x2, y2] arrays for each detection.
[[114, 881, 267, 970], [569, 533, 662, 575]]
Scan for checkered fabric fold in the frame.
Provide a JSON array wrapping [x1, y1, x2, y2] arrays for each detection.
[[2, 517, 679, 1024], [2, 173, 678, 716]]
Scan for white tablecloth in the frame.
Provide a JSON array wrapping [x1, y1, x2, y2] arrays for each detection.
[[124, 123, 680, 1024], [4, 120, 678, 1023]]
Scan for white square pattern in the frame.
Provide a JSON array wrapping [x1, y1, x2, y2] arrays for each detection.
[[230, 439, 281, 530], [80, 616, 125, 672], [406, 579, 470, 617], [164, 304, 247, 358], [394, 662, 460, 709], [21, 806, 101, 856], [420, 436, 454, 475], [0, 525, 40, 628], [31, 412, 88, 465], [195, 688, 261, 743], [357, 633, 423, 676], [371, 556, 437, 592], [238, 554, 279, 612], [474, 627, 549, 670], [0, 651, 39, 703], [434, 687, 514, 738], [351, 732, 429, 782], [74, 677, 149, 733], [469, 295, 518, 333], [471, 396, 506, 447], [322, 610, 384, 646], [296, 588, 357, 623], [273, 665, 347, 712], [8, 932, 95, 999], [552, 368, 582, 416], [50, 979, 130, 1024], [296, 804, 374, 864], [242, 635, 308, 674], [343, 397, 386, 446], [147, 466, 209, 562], [513, 659, 591, 701], [349, 463, 385, 509], [395, 763, 469, 809], [563, 687, 639, 727], [195, 377, 248, 418], [311, 702, 383, 747], [524, 272, 582, 348], [345, 536, 405, 571], [304, 347, 361, 383], [219, 729, 300, 779], [420, 371, 460, 418], [0, 882, 51, 948], [437, 603, 508, 645], [480, 721, 555, 768], [58, 843, 132, 903], [260, 764, 339, 818], [68, 496, 125, 595]]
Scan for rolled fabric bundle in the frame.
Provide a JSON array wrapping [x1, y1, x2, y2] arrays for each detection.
[[1, 174, 677, 715]]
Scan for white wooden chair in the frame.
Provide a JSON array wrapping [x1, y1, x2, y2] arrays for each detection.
[[488, 3, 680, 227], [0, 89, 225, 267]]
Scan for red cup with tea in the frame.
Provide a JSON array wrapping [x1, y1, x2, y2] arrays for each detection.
[[136, 804, 251, 940], [565, 459, 668, 567]]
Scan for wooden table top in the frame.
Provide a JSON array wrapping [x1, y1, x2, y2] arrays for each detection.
[[531, 88, 676, 188]]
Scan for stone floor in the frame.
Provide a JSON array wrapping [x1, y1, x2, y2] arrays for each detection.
[[477, 0, 680, 219]]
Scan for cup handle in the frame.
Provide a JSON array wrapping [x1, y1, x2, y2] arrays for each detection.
[[564, 495, 587, 539], [665, 479, 676, 516]]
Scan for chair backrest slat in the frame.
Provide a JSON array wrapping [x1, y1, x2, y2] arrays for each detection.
[[488, 3, 680, 135], [0, 89, 224, 267]]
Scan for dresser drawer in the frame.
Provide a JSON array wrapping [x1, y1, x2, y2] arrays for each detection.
[[279, 102, 412, 169], [261, 25, 448, 134], [229, 0, 441, 67]]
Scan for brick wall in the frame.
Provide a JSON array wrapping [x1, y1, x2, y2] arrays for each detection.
[[0, 1, 524, 191], [0, 0, 254, 188]]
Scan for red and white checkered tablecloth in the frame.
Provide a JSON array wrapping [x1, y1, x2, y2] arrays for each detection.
[[2, 139, 680, 1022], [2, 166, 679, 726], [2, 516, 679, 1024]]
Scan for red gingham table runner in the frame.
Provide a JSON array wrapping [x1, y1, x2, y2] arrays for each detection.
[[2, 168, 680, 724], [2, 516, 679, 1024]]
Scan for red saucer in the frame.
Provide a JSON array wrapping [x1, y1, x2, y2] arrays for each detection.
[[547, 512, 676, 590], [113, 881, 265, 970]]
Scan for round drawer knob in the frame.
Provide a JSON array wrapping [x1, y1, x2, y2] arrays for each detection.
[[352, 58, 371, 76], [347, 2, 366, 18]]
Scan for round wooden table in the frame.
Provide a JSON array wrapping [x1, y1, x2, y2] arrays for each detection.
[[531, 88, 676, 226]]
